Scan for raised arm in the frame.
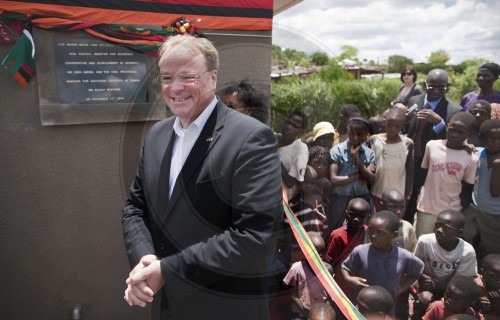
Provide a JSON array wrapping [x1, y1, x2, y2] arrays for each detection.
[[351, 144, 375, 186], [329, 162, 358, 186]]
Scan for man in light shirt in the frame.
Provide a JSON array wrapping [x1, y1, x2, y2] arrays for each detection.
[[122, 35, 282, 320]]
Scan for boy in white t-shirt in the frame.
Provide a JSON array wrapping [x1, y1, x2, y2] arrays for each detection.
[[414, 112, 479, 237], [276, 111, 309, 200], [413, 210, 478, 319], [369, 107, 414, 211]]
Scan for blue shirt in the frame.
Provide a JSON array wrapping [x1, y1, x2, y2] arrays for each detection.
[[424, 95, 446, 133], [472, 148, 500, 215], [342, 243, 424, 318], [330, 140, 376, 196]]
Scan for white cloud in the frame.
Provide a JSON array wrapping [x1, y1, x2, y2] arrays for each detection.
[[273, 0, 500, 64]]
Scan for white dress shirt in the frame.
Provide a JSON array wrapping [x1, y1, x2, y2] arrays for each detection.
[[169, 97, 218, 197]]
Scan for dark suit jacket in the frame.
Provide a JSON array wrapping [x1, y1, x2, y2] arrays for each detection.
[[406, 94, 463, 160], [122, 101, 283, 320]]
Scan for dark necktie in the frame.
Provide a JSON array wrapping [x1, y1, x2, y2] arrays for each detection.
[[413, 103, 431, 159]]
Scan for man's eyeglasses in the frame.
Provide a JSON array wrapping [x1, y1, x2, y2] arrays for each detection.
[[425, 83, 448, 91], [156, 71, 209, 85]]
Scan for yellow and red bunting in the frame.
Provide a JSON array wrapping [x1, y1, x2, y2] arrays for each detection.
[[0, 0, 273, 30], [282, 188, 365, 320]]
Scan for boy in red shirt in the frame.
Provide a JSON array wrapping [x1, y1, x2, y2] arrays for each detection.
[[325, 197, 370, 296]]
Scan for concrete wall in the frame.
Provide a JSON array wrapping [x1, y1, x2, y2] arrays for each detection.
[[0, 29, 271, 319]]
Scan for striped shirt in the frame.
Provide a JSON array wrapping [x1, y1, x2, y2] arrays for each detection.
[[287, 197, 327, 238]]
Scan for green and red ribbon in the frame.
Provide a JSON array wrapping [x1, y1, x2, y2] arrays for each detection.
[[282, 188, 365, 320]]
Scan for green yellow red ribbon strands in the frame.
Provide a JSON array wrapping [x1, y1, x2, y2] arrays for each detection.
[[282, 189, 365, 320]]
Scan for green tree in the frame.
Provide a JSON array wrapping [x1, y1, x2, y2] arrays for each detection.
[[447, 63, 478, 102], [413, 62, 434, 75], [310, 52, 329, 65], [282, 48, 311, 68], [272, 45, 284, 61], [428, 49, 450, 65], [451, 58, 487, 74], [387, 54, 414, 73], [337, 45, 359, 63]]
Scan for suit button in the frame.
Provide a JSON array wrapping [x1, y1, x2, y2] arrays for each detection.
[[159, 243, 165, 250]]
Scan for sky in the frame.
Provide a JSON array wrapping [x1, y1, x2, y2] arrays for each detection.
[[272, 0, 500, 65]]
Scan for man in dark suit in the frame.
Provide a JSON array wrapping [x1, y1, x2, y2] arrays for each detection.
[[404, 69, 463, 223], [122, 35, 282, 319]]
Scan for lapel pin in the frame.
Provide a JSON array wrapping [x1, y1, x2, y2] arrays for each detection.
[[206, 137, 213, 142]]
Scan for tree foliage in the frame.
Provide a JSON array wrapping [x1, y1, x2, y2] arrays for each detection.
[[317, 61, 353, 82], [387, 55, 414, 73], [272, 45, 284, 61], [281, 48, 311, 68], [272, 45, 311, 68], [337, 45, 359, 62], [310, 52, 330, 65], [428, 49, 450, 65], [450, 58, 487, 74]]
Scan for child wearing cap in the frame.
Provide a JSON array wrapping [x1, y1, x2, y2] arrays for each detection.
[[312, 121, 336, 149], [302, 121, 335, 150]]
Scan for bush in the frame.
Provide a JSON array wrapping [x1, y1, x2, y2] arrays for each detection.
[[448, 63, 479, 102], [271, 59, 500, 133], [271, 65, 401, 133]]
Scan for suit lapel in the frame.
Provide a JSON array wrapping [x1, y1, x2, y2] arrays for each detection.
[[409, 96, 425, 136], [144, 120, 175, 234], [158, 129, 176, 214], [165, 102, 226, 218]]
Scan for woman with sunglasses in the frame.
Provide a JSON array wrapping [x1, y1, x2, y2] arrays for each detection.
[[394, 66, 424, 106]]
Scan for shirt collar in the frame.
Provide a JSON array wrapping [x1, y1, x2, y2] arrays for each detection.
[[424, 95, 443, 110], [173, 96, 218, 137], [480, 148, 487, 158]]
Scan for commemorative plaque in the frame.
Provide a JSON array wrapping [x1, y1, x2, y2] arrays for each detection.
[[54, 39, 147, 104], [34, 28, 165, 126]]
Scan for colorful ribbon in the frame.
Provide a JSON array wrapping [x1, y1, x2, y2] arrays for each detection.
[[282, 188, 365, 319]]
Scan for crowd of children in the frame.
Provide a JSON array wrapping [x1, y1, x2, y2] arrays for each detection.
[[271, 99, 500, 320]]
